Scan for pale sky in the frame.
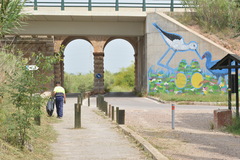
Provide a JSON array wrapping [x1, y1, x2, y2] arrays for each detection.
[[64, 39, 135, 74]]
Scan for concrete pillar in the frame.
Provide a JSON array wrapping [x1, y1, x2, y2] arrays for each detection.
[[93, 52, 105, 94]]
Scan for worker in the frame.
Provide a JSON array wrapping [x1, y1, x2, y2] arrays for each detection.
[[53, 81, 66, 118]]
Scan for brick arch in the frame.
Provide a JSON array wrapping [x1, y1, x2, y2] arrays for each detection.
[[61, 36, 93, 48], [54, 36, 141, 94], [104, 37, 138, 53]]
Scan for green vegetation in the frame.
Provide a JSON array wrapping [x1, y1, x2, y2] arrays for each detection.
[[0, 0, 27, 37], [178, 0, 240, 37], [0, 1, 61, 158], [152, 93, 228, 102], [0, 52, 59, 149], [0, 114, 58, 160], [111, 64, 135, 92], [64, 63, 135, 93], [180, 0, 240, 35], [225, 117, 240, 135], [64, 72, 94, 93], [0, 51, 60, 159]]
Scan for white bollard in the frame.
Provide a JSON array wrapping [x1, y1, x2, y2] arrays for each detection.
[[172, 104, 175, 129]]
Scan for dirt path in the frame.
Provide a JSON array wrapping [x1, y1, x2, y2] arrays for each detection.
[[105, 96, 240, 160]]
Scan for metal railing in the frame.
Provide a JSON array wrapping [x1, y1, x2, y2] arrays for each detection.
[[24, 0, 184, 12]]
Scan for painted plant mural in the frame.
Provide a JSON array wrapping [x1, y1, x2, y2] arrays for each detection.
[[148, 23, 230, 95]]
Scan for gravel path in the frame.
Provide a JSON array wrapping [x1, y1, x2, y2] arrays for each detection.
[[104, 95, 240, 160], [51, 97, 147, 160]]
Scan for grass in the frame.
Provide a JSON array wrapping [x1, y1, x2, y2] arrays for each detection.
[[110, 86, 133, 92], [225, 117, 240, 135], [0, 106, 59, 160], [154, 93, 229, 102]]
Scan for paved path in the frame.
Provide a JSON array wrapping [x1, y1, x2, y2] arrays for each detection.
[[51, 97, 146, 160]]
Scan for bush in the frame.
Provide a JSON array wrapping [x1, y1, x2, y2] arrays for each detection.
[[225, 117, 240, 135], [113, 64, 135, 90], [64, 72, 94, 93], [64, 63, 135, 93], [0, 52, 59, 149], [181, 0, 240, 34]]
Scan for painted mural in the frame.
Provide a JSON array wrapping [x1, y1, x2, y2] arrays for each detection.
[[148, 23, 230, 95]]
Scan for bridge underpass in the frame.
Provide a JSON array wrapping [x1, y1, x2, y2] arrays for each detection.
[[4, 10, 147, 94], [2, 5, 234, 95], [1, 3, 239, 159]]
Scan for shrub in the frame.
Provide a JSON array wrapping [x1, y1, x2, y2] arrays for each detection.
[[181, 0, 240, 34], [64, 72, 94, 93], [0, 52, 59, 149]]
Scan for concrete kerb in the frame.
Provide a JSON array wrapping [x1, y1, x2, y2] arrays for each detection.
[[147, 96, 228, 106], [94, 97, 168, 160], [117, 125, 169, 160]]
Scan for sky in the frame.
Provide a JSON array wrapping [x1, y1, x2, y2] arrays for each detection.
[[64, 39, 135, 74]]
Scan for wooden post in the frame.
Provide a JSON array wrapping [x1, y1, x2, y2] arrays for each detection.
[[74, 103, 81, 128], [34, 105, 41, 126], [118, 110, 125, 125], [235, 61, 239, 118], [112, 106, 114, 121], [116, 107, 119, 123], [228, 59, 232, 110], [109, 104, 111, 118], [88, 95, 90, 107], [103, 101, 108, 116], [78, 94, 82, 105]]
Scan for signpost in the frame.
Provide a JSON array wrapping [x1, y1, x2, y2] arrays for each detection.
[[26, 65, 39, 71], [26, 65, 40, 125], [95, 73, 102, 94]]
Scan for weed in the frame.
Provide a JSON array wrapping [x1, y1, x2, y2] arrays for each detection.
[[225, 117, 240, 135]]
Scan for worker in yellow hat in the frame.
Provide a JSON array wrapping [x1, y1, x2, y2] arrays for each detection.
[[53, 82, 66, 118]]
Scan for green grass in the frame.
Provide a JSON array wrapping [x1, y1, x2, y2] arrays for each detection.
[[154, 93, 228, 102], [225, 118, 240, 135], [0, 105, 59, 160], [110, 86, 133, 92]]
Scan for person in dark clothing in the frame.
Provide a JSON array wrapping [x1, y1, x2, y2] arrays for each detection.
[[53, 82, 66, 118]]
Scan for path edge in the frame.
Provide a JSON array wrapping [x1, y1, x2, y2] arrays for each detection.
[[117, 125, 169, 160]]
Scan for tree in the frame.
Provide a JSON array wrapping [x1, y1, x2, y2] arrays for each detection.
[[0, 0, 27, 37], [113, 63, 135, 90], [1, 52, 60, 149]]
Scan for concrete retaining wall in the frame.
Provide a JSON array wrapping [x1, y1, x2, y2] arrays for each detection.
[[146, 12, 233, 95]]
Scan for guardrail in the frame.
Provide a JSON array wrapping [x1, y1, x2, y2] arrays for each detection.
[[25, 0, 184, 12]]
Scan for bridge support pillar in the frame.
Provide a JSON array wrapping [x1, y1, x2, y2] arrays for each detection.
[[93, 52, 105, 94]]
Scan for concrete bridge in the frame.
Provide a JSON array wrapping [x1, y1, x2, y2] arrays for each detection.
[[2, 3, 234, 95]]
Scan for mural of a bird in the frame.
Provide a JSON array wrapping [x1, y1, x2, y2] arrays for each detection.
[[202, 51, 228, 82], [153, 23, 202, 71]]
